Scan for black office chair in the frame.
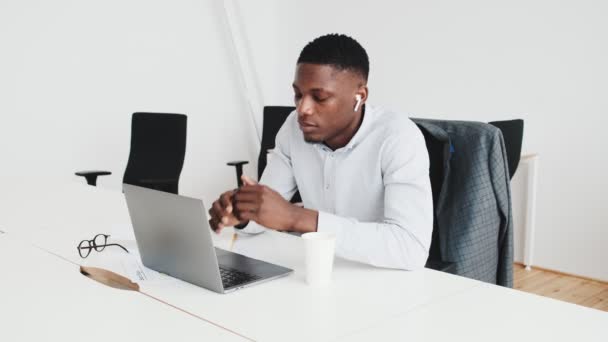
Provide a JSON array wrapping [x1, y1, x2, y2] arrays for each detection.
[[420, 119, 524, 274], [227, 106, 301, 203], [416, 124, 456, 273], [488, 119, 524, 179], [75, 112, 187, 194]]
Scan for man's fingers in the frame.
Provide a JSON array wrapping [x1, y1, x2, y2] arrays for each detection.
[[211, 216, 224, 231], [209, 208, 222, 224], [236, 210, 255, 222], [235, 184, 264, 195], [233, 191, 261, 203], [241, 174, 257, 186], [208, 218, 221, 233], [211, 201, 224, 219], [233, 201, 260, 222], [234, 202, 258, 215], [220, 192, 233, 213], [212, 198, 235, 227]]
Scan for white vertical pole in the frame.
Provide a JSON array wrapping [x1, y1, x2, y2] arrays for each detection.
[[523, 154, 539, 271], [220, 0, 263, 147]]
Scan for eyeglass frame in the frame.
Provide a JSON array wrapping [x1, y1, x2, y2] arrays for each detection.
[[77, 233, 129, 258]]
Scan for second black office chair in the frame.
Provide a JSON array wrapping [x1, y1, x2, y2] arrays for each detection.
[[227, 106, 301, 202], [420, 118, 523, 274], [75, 112, 187, 194], [488, 119, 524, 179]]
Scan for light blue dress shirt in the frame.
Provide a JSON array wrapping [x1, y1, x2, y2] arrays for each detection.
[[243, 105, 433, 270]]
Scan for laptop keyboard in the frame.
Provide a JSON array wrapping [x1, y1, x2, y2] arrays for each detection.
[[220, 266, 260, 288]]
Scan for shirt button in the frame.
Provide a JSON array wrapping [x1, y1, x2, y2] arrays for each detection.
[[325, 184, 330, 189]]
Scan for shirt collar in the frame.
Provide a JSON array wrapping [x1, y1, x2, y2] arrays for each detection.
[[313, 104, 377, 152], [341, 104, 376, 151]]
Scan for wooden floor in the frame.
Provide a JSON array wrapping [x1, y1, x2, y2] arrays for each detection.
[[514, 264, 608, 312]]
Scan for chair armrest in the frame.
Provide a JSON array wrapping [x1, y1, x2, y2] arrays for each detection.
[[75, 170, 112, 186]]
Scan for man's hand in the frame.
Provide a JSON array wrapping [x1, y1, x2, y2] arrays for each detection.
[[208, 189, 245, 234], [233, 175, 318, 233]]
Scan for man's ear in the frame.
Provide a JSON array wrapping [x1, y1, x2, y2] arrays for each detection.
[[354, 85, 369, 111], [354, 94, 363, 112]]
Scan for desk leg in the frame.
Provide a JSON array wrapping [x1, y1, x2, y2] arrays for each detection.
[[523, 155, 539, 271]]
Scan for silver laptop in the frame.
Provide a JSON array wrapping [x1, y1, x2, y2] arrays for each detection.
[[123, 184, 292, 294]]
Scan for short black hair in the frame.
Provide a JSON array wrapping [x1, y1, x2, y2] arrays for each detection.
[[297, 34, 369, 81]]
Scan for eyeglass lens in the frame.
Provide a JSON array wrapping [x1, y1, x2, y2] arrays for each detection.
[[93, 234, 108, 252], [78, 239, 92, 258]]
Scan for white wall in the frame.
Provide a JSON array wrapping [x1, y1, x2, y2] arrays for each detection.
[[237, 0, 608, 281], [0, 0, 260, 205], [1, 1, 606, 281]]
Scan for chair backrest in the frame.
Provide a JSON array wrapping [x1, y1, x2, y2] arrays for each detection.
[[258, 106, 300, 203], [257, 106, 296, 178], [415, 119, 520, 283], [415, 124, 448, 264], [488, 119, 524, 179], [123, 112, 187, 194]]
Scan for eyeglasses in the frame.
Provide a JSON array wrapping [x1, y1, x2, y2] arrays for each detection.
[[77, 234, 129, 258]]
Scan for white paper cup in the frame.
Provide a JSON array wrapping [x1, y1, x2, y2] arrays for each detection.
[[301, 232, 336, 287]]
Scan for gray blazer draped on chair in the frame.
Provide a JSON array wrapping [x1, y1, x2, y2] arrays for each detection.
[[413, 119, 513, 287]]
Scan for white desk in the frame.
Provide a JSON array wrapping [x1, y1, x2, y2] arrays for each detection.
[[337, 282, 608, 342], [2, 182, 607, 341], [142, 230, 483, 342], [2, 182, 483, 341], [0, 234, 248, 341]]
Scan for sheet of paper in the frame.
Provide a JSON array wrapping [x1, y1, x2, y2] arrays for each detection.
[[83, 250, 163, 283], [119, 255, 162, 282]]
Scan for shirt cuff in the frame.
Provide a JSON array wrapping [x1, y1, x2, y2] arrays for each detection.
[[238, 221, 267, 235], [316, 211, 345, 240]]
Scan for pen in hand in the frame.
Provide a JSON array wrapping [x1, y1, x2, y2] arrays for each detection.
[[230, 175, 245, 250], [229, 174, 256, 250], [230, 231, 238, 250]]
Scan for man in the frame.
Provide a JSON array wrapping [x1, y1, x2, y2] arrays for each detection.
[[209, 34, 432, 270]]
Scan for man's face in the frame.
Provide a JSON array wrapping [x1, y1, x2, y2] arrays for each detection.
[[292, 63, 365, 148]]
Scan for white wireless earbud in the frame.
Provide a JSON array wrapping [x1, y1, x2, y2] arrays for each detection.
[[354, 94, 362, 112]]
